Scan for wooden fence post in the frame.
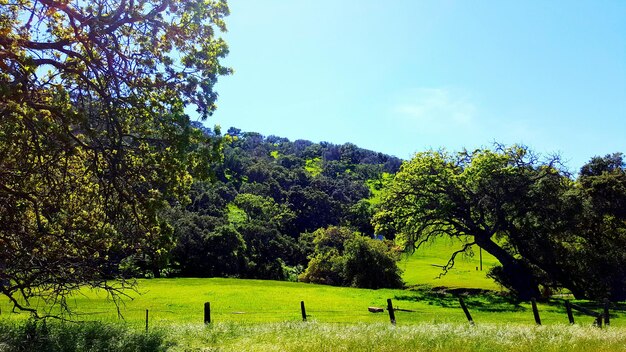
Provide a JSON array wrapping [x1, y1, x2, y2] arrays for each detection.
[[301, 301, 307, 322], [595, 315, 603, 328], [459, 297, 474, 325], [145, 309, 149, 332], [604, 299, 610, 327], [387, 298, 396, 325], [531, 298, 541, 325], [565, 301, 575, 325], [204, 302, 211, 324], [569, 302, 603, 328]]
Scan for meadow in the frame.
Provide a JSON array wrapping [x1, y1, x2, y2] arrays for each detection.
[[1, 237, 625, 351], [398, 236, 500, 290], [2, 277, 600, 327]]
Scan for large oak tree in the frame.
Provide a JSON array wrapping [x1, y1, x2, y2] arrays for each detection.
[[374, 145, 567, 300], [0, 0, 230, 315]]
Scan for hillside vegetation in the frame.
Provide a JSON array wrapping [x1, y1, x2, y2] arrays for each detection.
[[135, 126, 406, 288]]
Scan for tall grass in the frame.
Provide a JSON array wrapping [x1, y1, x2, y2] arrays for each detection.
[[165, 321, 626, 352], [0, 319, 169, 352], [2, 315, 624, 351]]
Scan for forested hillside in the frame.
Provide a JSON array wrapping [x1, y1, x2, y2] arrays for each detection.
[[137, 125, 404, 287]]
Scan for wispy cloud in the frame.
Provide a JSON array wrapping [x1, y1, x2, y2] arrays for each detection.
[[386, 87, 543, 155], [391, 88, 477, 133]]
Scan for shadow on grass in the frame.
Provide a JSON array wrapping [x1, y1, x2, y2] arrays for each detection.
[[546, 299, 626, 312], [394, 287, 526, 313], [543, 298, 626, 321], [395, 286, 626, 320]]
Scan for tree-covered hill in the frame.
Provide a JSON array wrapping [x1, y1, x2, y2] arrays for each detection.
[[140, 125, 404, 287]]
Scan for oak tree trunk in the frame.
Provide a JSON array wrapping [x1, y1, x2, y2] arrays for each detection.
[[475, 236, 541, 300]]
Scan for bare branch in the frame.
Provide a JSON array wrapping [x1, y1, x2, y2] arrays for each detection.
[[437, 241, 476, 278]]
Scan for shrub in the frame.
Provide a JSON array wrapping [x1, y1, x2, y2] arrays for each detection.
[[299, 249, 346, 285], [343, 236, 404, 289], [299, 226, 403, 288]]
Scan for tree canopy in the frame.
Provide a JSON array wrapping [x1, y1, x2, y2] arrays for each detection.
[[375, 146, 626, 300], [374, 146, 568, 300], [0, 0, 230, 315]]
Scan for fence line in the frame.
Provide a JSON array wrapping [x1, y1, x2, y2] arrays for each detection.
[[5, 296, 618, 329]]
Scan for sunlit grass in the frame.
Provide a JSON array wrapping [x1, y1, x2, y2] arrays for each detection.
[[1, 277, 619, 329], [2, 239, 622, 351], [164, 322, 626, 352], [400, 236, 500, 290]]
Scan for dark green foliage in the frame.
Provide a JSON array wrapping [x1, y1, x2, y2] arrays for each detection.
[[500, 153, 626, 300], [235, 222, 304, 280], [170, 211, 246, 277], [299, 227, 404, 289], [343, 236, 404, 289], [569, 153, 626, 299], [345, 200, 376, 235], [0, 320, 169, 352], [158, 129, 401, 282], [0, 0, 230, 314], [288, 185, 342, 234], [187, 181, 236, 217]]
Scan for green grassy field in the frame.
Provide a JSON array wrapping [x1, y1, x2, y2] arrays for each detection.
[[1, 237, 501, 326], [0, 277, 618, 328], [399, 236, 500, 290], [3, 319, 625, 352], [165, 322, 626, 352], [2, 238, 624, 351]]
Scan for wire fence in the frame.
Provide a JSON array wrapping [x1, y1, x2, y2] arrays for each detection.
[[78, 299, 622, 330], [2, 296, 621, 330]]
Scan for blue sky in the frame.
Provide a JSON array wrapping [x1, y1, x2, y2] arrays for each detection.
[[208, 0, 626, 172]]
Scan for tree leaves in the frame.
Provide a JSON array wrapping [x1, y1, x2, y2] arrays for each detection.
[[0, 0, 230, 315]]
